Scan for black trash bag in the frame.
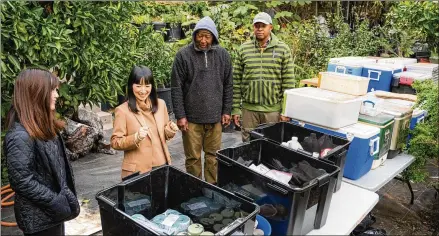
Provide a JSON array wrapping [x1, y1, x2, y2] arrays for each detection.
[[288, 160, 327, 187], [351, 213, 377, 236]]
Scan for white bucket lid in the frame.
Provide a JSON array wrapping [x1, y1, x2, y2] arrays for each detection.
[[340, 122, 380, 139]]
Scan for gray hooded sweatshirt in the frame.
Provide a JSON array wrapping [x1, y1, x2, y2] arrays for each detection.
[[171, 16, 233, 123]]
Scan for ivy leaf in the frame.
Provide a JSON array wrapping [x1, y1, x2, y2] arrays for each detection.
[[7, 54, 20, 70]]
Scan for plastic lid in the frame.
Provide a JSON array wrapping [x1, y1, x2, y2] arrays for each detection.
[[377, 58, 417, 64], [188, 224, 204, 235], [285, 87, 360, 103], [358, 113, 394, 126], [340, 123, 380, 138], [393, 71, 431, 79], [412, 108, 427, 117], [406, 63, 438, 69], [363, 63, 403, 71], [378, 101, 414, 117]]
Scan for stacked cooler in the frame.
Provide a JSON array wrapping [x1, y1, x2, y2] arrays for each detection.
[[360, 94, 414, 159], [361, 63, 404, 92], [406, 63, 438, 81], [391, 72, 431, 94], [358, 104, 395, 169], [282, 79, 382, 181]]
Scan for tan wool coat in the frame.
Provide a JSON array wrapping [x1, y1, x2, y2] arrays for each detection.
[[111, 99, 176, 179]]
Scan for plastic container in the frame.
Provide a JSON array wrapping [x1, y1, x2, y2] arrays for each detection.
[[288, 137, 303, 150], [250, 122, 351, 192], [319, 72, 370, 96], [282, 87, 362, 129], [290, 120, 380, 180], [216, 139, 340, 235], [358, 113, 395, 169], [362, 64, 403, 92], [96, 166, 259, 236], [256, 215, 271, 236]]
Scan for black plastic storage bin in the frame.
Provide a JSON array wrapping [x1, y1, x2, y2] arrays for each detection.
[[250, 122, 350, 192], [216, 139, 340, 236], [96, 166, 259, 235]]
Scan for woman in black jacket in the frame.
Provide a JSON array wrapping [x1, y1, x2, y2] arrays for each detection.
[[4, 69, 80, 236]]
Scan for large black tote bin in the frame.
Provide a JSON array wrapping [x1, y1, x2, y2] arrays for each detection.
[[250, 122, 350, 192], [216, 139, 340, 236], [96, 166, 259, 235]]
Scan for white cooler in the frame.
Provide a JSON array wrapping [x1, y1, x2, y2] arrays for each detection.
[[377, 58, 417, 68], [319, 72, 370, 96], [282, 87, 362, 129]]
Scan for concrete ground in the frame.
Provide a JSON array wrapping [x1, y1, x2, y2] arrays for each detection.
[[1, 130, 437, 235]]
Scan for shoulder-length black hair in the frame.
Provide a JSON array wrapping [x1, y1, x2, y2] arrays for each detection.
[[126, 65, 158, 113]]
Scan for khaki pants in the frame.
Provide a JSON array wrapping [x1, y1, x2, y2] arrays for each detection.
[[241, 108, 280, 142], [182, 122, 222, 184]]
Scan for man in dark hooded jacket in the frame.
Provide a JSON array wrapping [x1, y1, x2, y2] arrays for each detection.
[[171, 16, 233, 184]]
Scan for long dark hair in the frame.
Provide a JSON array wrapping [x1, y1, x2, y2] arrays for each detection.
[[127, 65, 158, 113], [5, 68, 65, 140]]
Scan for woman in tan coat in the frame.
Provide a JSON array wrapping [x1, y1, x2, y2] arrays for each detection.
[[111, 65, 178, 179]]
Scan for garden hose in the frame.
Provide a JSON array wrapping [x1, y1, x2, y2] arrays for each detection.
[[1, 184, 18, 227]]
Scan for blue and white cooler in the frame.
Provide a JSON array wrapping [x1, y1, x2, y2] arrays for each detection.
[[327, 57, 376, 76], [362, 64, 403, 92], [407, 109, 427, 147], [290, 120, 380, 180]]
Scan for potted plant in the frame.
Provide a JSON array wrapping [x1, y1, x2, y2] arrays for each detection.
[[182, 14, 200, 38], [163, 13, 185, 42], [152, 16, 166, 32], [137, 28, 176, 113]]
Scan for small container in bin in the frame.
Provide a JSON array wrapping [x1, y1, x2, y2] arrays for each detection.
[[249, 122, 350, 192], [216, 139, 340, 235], [96, 166, 259, 236]]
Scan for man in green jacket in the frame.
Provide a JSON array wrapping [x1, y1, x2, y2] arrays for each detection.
[[232, 12, 295, 142]]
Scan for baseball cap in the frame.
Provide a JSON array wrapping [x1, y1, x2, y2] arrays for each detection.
[[253, 12, 272, 25]]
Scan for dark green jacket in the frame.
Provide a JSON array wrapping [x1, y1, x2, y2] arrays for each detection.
[[232, 33, 295, 115]]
